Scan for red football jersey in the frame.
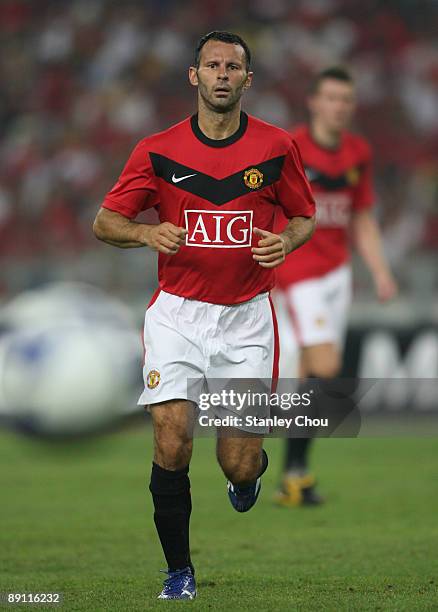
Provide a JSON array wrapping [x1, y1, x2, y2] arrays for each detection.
[[275, 125, 374, 288], [102, 113, 315, 304]]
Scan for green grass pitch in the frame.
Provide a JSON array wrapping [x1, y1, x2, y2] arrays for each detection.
[[1, 426, 437, 611]]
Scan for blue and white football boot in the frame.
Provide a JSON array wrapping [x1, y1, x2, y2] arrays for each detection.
[[157, 567, 196, 600], [227, 449, 268, 512]]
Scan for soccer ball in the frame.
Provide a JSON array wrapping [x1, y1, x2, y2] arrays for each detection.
[[0, 283, 142, 437]]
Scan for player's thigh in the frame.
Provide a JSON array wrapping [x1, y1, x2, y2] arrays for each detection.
[[289, 271, 347, 377], [326, 264, 352, 350], [301, 266, 352, 377], [150, 399, 195, 469], [214, 293, 276, 381], [288, 277, 337, 349], [138, 291, 205, 407], [206, 294, 276, 436]]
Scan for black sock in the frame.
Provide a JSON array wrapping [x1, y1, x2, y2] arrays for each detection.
[[284, 376, 317, 473], [149, 462, 194, 574], [285, 437, 311, 472]]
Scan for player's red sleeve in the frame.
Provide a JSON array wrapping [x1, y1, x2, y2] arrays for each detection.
[[274, 139, 315, 218], [353, 143, 375, 211], [102, 141, 159, 219]]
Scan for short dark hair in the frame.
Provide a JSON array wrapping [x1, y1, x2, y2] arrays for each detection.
[[310, 66, 354, 94], [194, 31, 251, 70]]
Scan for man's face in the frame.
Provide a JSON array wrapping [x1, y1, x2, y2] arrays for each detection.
[[309, 79, 356, 132], [189, 40, 252, 113]]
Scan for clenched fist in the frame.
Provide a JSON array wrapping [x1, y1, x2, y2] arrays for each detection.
[[251, 227, 291, 269], [141, 222, 187, 255]]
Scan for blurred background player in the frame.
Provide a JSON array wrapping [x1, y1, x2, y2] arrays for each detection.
[[274, 67, 398, 507]]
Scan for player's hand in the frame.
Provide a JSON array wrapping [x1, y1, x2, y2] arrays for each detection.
[[251, 227, 290, 268], [142, 222, 187, 255], [374, 270, 398, 302]]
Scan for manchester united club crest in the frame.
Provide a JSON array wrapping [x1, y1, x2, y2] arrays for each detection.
[[147, 369, 161, 389], [243, 168, 264, 189]]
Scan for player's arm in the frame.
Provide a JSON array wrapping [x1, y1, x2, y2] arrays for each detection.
[[351, 142, 398, 302], [280, 215, 316, 253], [93, 141, 186, 254], [252, 216, 315, 269], [351, 209, 398, 302], [93, 208, 186, 254]]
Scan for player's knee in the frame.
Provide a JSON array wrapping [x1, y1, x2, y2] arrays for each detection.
[[306, 355, 342, 379], [218, 449, 260, 485], [309, 361, 341, 379], [154, 437, 193, 471], [302, 344, 342, 379]]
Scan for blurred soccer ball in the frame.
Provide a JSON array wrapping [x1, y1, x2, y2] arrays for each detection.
[[0, 283, 142, 437]]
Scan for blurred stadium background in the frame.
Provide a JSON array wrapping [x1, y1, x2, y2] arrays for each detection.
[[0, 0, 437, 304], [0, 1, 437, 609]]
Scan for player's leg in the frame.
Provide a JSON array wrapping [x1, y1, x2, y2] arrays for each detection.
[[279, 343, 340, 505], [138, 291, 205, 599], [291, 266, 352, 486], [276, 276, 341, 506], [301, 342, 342, 378], [149, 399, 197, 599], [300, 265, 352, 386], [216, 433, 268, 512], [286, 342, 342, 483], [204, 293, 275, 512]]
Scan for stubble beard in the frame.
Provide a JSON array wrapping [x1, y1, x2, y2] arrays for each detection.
[[198, 79, 245, 115]]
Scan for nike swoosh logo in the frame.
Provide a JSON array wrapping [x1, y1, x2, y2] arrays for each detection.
[[172, 172, 197, 183]]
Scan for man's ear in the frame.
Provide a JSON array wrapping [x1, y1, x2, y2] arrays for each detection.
[[188, 66, 198, 87], [243, 71, 254, 90]]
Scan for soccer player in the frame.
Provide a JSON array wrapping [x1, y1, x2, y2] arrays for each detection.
[[93, 31, 315, 599], [274, 67, 398, 507]]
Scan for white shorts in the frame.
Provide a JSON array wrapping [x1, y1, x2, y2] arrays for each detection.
[[275, 264, 352, 376], [138, 290, 278, 407]]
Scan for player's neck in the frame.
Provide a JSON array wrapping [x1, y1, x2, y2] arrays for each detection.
[[196, 101, 242, 141], [310, 121, 342, 151]]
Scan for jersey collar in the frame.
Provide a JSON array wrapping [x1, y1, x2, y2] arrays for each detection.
[[190, 111, 248, 147], [308, 125, 343, 153]]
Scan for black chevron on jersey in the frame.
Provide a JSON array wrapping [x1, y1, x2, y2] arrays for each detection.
[[305, 165, 363, 190], [149, 152, 286, 206]]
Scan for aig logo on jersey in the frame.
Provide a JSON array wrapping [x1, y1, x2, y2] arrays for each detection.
[[243, 168, 263, 189], [184, 210, 253, 248]]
